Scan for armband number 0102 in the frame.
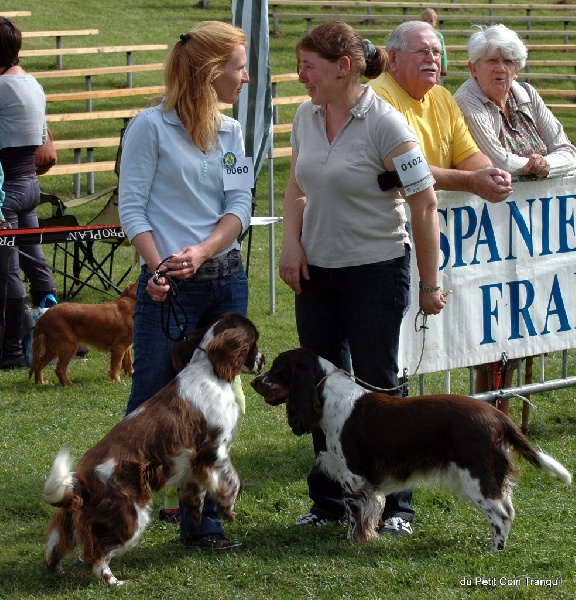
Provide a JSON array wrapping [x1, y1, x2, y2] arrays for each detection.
[[391, 147, 435, 196]]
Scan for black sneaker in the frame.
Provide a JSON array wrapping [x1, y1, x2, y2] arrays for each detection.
[[182, 533, 242, 551]]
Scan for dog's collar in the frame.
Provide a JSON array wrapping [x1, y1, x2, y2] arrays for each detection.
[[181, 334, 207, 355], [316, 369, 349, 389]]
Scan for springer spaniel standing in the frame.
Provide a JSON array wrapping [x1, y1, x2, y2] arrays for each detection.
[[251, 348, 572, 550], [43, 313, 264, 585]]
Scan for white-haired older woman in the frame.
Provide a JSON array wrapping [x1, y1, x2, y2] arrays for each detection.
[[454, 24, 576, 179]]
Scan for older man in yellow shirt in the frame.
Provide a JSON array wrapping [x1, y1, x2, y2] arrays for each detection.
[[369, 21, 513, 203]]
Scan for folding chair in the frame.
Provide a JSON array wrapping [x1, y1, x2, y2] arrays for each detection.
[[38, 192, 82, 294], [40, 129, 135, 299]]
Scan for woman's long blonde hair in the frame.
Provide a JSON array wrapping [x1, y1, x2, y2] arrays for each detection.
[[163, 21, 246, 152]]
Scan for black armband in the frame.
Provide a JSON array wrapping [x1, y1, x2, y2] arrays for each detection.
[[377, 170, 402, 191]]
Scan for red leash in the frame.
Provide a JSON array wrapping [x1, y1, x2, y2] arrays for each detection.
[[491, 353, 508, 408]]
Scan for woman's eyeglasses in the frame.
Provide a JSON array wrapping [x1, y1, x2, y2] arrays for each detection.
[[479, 57, 519, 70]]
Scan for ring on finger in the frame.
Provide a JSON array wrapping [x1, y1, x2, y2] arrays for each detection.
[[182, 261, 188, 268]]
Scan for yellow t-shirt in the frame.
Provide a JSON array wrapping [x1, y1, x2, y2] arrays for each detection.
[[369, 72, 479, 169]]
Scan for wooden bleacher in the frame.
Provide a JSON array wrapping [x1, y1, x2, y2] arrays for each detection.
[[0, 11, 31, 18], [45, 85, 165, 112], [276, 13, 576, 34], [269, 1, 576, 36], [20, 44, 168, 70], [39, 62, 576, 189], [31, 62, 164, 89], [39, 83, 304, 190], [270, 0, 576, 14], [4, 17, 105, 69], [17, 21, 169, 195], [22, 29, 99, 41], [362, 29, 576, 43], [20, 29, 99, 68], [36, 67, 298, 187], [32, 2, 576, 193], [446, 44, 576, 53]]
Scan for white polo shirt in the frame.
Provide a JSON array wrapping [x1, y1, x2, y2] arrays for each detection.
[[292, 85, 418, 268]]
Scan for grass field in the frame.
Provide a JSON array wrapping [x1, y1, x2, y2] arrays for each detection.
[[1, 1, 575, 598]]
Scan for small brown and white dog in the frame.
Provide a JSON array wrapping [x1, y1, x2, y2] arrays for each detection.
[[251, 348, 572, 550], [43, 313, 264, 585], [29, 282, 138, 386]]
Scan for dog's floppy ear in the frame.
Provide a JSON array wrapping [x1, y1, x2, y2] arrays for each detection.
[[286, 356, 323, 436], [205, 326, 256, 382]]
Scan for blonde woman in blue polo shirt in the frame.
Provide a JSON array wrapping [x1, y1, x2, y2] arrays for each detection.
[[279, 21, 447, 537], [119, 21, 252, 551]]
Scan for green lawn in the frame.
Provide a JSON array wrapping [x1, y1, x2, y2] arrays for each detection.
[[1, 1, 575, 598]]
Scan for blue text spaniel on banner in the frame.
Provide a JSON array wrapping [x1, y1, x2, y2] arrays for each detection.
[[399, 173, 576, 374]]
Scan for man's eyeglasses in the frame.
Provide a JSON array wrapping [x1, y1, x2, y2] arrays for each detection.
[[404, 47, 444, 59]]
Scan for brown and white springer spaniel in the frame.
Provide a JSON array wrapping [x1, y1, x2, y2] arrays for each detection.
[[43, 313, 264, 585], [251, 348, 572, 550]]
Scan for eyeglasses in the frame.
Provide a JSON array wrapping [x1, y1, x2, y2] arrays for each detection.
[[479, 57, 520, 70], [404, 47, 444, 59]]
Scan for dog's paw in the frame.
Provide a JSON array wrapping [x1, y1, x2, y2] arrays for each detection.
[[220, 509, 236, 523], [43, 559, 64, 574]]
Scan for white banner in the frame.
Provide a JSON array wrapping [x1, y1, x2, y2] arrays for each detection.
[[399, 174, 576, 374]]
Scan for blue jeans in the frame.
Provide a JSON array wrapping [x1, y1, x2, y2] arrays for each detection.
[[295, 249, 415, 522], [125, 264, 248, 539], [2, 176, 55, 299]]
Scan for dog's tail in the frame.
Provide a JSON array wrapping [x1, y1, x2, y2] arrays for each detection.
[[28, 328, 46, 380], [43, 448, 82, 508], [504, 420, 572, 484]]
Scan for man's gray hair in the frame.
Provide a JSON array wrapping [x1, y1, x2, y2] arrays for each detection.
[[467, 24, 527, 68], [386, 21, 435, 52]]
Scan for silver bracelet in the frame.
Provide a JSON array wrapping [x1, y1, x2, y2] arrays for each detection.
[[419, 281, 440, 293]]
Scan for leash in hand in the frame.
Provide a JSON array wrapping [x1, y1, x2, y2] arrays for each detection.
[[153, 256, 189, 342], [409, 289, 452, 384]]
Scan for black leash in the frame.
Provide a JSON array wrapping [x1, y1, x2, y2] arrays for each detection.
[[153, 256, 189, 342]]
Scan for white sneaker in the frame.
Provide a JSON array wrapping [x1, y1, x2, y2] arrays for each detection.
[[379, 516, 413, 537]]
